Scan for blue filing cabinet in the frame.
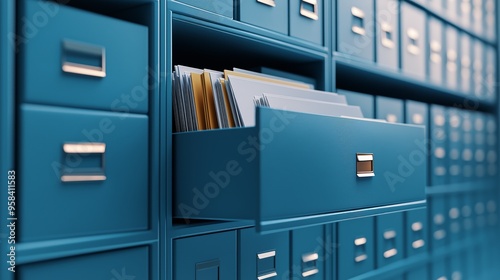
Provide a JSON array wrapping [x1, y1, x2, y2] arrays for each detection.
[[3, 0, 499, 279]]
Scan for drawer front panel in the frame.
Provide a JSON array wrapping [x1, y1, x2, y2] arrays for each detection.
[[292, 225, 326, 279], [239, 0, 288, 34], [376, 212, 404, 267], [178, 0, 233, 17], [18, 246, 149, 279], [376, 96, 404, 123], [406, 208, 427, 256], [174, 231, 237, 280], [290, 0, 324, 45], [430, 196, 448, 250], [428, 17, 444, 85], [401, 2, 426, 79], [19, 105, 148, 242], [21, 1, 148, 113], [376, 0, 399, 70]]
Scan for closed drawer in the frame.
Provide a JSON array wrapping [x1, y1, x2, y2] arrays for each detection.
[[406, 265, 429, 280], [472, 39, 484, 99], [445, 26, 459, 90], [18, 246, 149, 279], [376, 96, 403, 123], [376, 0, 399, 70], [290, 0, 324, 45], [376, 212, 404, 267], [484, 45, 496, 103], [406, 208, 427, 256], [431, 258, 449, 280], [429, 196, 448, 250], [337, 0, 374, 61], [430, 105, 448, 186], [405, 100, 428, 127], [448, 108, 462, 183], [449, 253, 465, 280], [428, 17, 444, 85], [176, 0, 233, 17], [174, 231, 237, 280], [174, 108, 426, 232], [337, 89, 374, 118], [338, 217, 374, 280], [401, 2, 426, 79], [19, 104, 148, 242], [460, 33, 472, 94], [291, 225, 326, 279], [447, 194, 463, 243], [239, 228, 289, 280], [20, 1, 148, 113], [428, 0, 444, 13], [239, 0, 288, 34]]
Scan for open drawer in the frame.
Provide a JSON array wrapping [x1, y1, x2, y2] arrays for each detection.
[[174, 107, 426, 232]]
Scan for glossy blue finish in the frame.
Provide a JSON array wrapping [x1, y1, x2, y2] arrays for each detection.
[[431, 258, 448, 280], [18, 246, 150, 279], [376, 96, 404, 123], [429, 195, 448, 250], [427, 16, 444, 86], [239, 228, 289, 280], [174, 231, 237, 279], [337, 89, 375, 118], [405, 265, 428, 280], [20, 1, 148, 113], [401, 2, 426, 79], [19, 105, 149, 242], [291, 225, 326, 280], [290, 0, 324, 45], [449, 252, 465, 280], [338, 217, 375, 280], [174, 108, 426, 231], [472, 112, 487, 180], [430, 105, 448, 186], [376, 212, 404, 267], [405, 208, 427, 256], [472, 39, 484, 100], [405, 100, 428, 127], [484, 45, 497, 103], [175, 0, 232, 18], [461, 110, 474, 181], [375, 0, 399, 70], [239, 0, 288, 35], [447, 108, 462, 183], [337, 0, 375, 61]]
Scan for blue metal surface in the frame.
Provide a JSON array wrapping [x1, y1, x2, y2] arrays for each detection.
[[375, 0, 399, 70], [291, 225, 326, 280], [376, 212, 404, 267], [19, 105, 149, 242], [375, 96, 404, 123], [239, 0, 288, 35], [174, 231, 237, 279], [401, 2, 426, 79], [405, 208, 428, 257], [290, 0, 324, 45], [338, 89, 375, 118], [20, 1, 149, 113]]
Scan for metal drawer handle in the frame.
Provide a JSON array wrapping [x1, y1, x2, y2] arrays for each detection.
[[383, 230, 396, 240], [301, 253, 319, 277], [412, 239, 425, 249], [381, 22, 394, 49], [407, 28, 420, 55], [383, 248, 398, 259], [258, 272, 277, 280], [62, 40, 106, 78], [300, 0, 319, 20], [430, 41, 442, 63], [257, 0, 276, 7], [355, 254, 367, 263], [447, 49, 458, 72], [257, 251, 275, 259], [412, 222, 423, 232], [434, 229, 446, 240], [356, 153, 374, 177], [61, 143, 106, 182], [354, 237, 367, 246], [351, 7, 366, 36]]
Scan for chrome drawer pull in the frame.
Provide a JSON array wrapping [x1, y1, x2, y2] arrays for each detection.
[[258, 272, 277, 280], [356, 153, 374, 177], [407, 28, 420, 55], [430, 41, 442, 63], [302, 252, 318, 263], [300, 0, 319, 20], [412, 239, 425, 249], [351, 7, 366, 36], [62, 40, 106, 78], [354, 237, 367, 246], [412, 222, 423, 231], [355, 254, 367, 263], [257, 251, 275, 259], [257, 0, 276, 7], [381, 22, 394, 49], [302, 268, 319, 277], [61, 143, 106, 182], [383, 248, 398, 259], [383, 230, 396, 240]]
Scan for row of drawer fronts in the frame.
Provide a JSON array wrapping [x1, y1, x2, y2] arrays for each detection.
[[338, 0, 496, 99], [177, 0, 495, 46], [429, 191, 499, 250], [174, 210, 427, 280], [21, 1, 149, 113], [339, 91, 498, 185], [18, 246, 149, 279], [19, 105, 149, 242], [174, 107, 425, 225]]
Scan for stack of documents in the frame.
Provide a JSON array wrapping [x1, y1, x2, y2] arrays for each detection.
[[172, 66, 364, 132]]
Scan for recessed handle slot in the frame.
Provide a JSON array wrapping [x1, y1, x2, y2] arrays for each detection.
[[381, 22, 394, 49], [301, 253, 319, 277], [356, 153, 374, 177], [62, 40, 106, 78], [430, 41, 442, 63], [351, 7, 366, 35], [257, 0, 276, 7], [300, 0, 319, 20], [407, 28, 420, 55], [257, 251, 277, 280], [61, 143, 106, 182]]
